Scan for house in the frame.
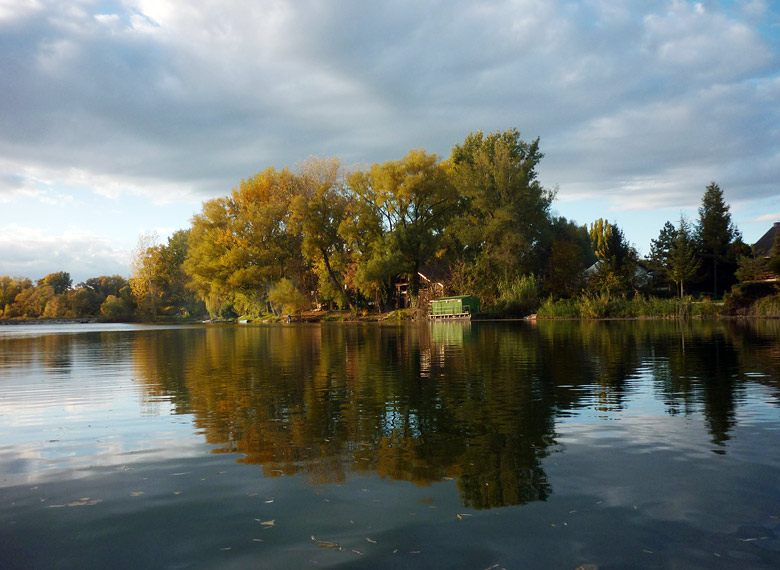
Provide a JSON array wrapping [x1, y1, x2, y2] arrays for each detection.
[[753, 222, 780, 257]]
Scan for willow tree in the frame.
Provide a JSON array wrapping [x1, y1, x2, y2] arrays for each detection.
[[347, 149, 456, 303], [447, 128, 554, 302], [185, 167, 306, 318], [291, 157, 354, 311]]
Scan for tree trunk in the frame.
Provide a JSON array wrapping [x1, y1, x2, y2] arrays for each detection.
[[321, 248, 354, 311]]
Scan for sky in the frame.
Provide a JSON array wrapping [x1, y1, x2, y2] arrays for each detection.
[[1, 0, 779, 284]]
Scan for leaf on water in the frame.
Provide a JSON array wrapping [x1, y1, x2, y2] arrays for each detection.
[[265, 499, 274, 503], [173, 491, 182, 495], [253, 539, 264, 543], [219, 547, 232, 551], [351, 550, 364, 556], [457, 514, 463, 520], [311, 536, 340, 549], [365, 538, 376, 543], [131, 491, 145, 496], [169, 472, 190, 476], [65, 499, 102, 507], [257, 519, 275, 526]]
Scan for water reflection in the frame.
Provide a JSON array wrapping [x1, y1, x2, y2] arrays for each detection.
[[130, 319, 780, 509]]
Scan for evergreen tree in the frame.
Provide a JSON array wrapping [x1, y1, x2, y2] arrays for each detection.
[[667, 215, 700, 297], [696, 182, 740, 296]]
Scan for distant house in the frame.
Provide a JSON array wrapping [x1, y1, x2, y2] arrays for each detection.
[[393, 263, 448, 309], [753, 222, 780, 257]]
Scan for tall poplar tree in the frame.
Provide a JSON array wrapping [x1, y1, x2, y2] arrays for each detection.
[[448, 128, 554, 301]]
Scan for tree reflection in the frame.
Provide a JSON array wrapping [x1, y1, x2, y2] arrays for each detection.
[[130, 319, 780, 508]]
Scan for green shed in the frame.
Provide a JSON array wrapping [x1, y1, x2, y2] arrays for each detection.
[[429, 295, 480, 319]]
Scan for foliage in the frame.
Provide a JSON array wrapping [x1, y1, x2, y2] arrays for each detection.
[[541, 218, 593, 298], [586, 219, 638, 296], [538, 294, 720, 319], [666, 215, 701, 297], [348, 148, 456, 301], [734, 255, 770, 283], [696, 182, 741, 296], [184, 167, 305, 318], [267, 279, 310, 316], [724, 282, 779, 315], [492, 274, 542, 317], [292, 157, 354, 310], [447, 128, 555, 302], [767, 231, 780, 277], [38, 271, 72, 295]]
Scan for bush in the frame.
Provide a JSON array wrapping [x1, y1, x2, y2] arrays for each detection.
[[493, 275, 541, 317]]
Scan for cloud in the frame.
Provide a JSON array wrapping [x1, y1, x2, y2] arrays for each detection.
[[0, 0, 777, 226], [0, 225, 130, 283]]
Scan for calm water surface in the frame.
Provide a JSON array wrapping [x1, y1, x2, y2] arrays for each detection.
[[1, 320, 779, 569]]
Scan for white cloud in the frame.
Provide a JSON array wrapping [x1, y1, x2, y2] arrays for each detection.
[[0, 225, 131, 282], [0, 0, 778, 272]]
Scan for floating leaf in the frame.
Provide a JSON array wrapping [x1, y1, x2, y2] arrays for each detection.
[[365, 538, 376, 544], [131, 491, 145, 497]]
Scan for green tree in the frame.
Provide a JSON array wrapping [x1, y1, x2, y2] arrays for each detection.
[[588, 219, 637, 295], [767, 231, 780, 277], [697, 182, 740, 296], [667, 216, 701, 298], [542, 217, 595, 297], [448, 128, 554, 302], [649, 220, 676, 290], [38, 271, 72, 295], [348, 149, 455, 302]]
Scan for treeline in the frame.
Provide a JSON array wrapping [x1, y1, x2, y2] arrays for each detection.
[[3, 128, 779, 322], [0, 273, 136, 321]]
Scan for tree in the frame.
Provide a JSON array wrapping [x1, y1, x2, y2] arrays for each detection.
[[38, 271, 72, 295], [267, 278, 310, 317], [588, 219, 637, 295], [292, 157, 354, 311], [447, 129, 554, 302], [697, 182, 740, 296], [185, 167, 306, 318], [649, 220, 676, 289], [0, 276, 32, 318], [767, 231, 780, 277], [348, 149, 456, 302], [542, 217, 595, 297], [130, 232, 162, 320], [667, 215, 701, 298]]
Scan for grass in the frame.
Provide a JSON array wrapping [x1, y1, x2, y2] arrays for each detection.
[[536, 294, 721, 319]]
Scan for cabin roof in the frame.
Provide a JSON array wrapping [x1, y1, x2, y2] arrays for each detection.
[[753, 222, 780, 256]]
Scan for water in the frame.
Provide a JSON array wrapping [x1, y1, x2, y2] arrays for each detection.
[[1, 320, 779, 569]]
